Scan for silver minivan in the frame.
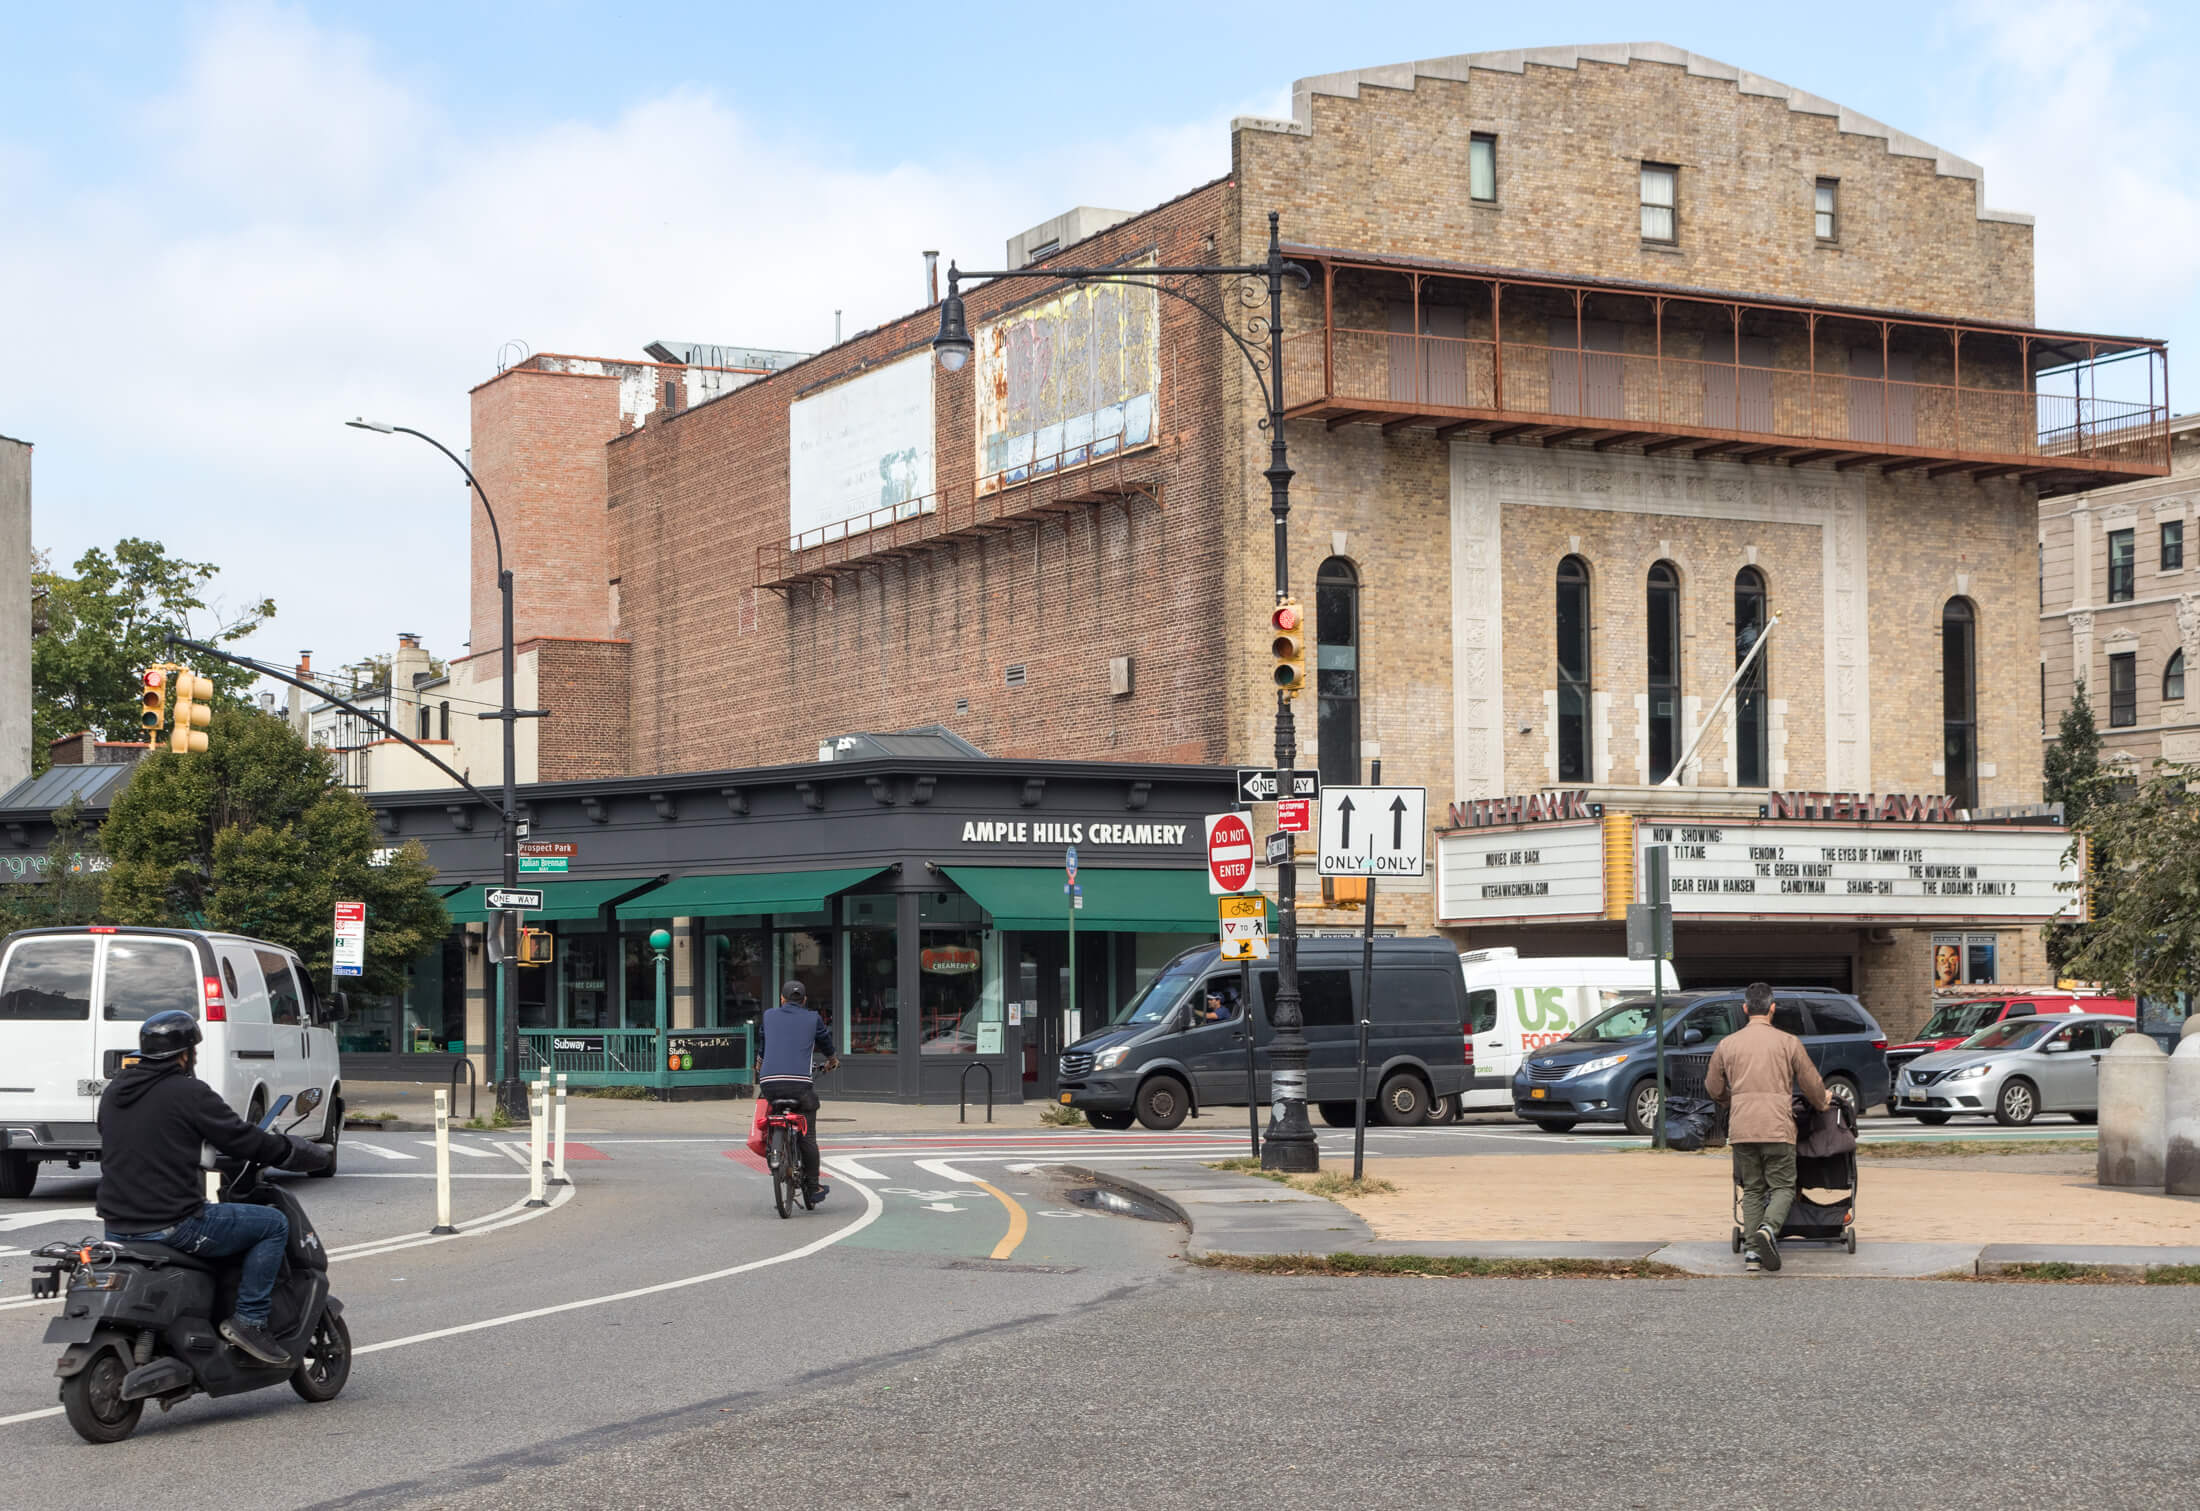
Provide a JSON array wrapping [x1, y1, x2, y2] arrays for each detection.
[[0, 926, 346, 1198]]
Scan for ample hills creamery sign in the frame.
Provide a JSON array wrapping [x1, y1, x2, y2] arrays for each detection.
[[1436, 800, 2082, 925]]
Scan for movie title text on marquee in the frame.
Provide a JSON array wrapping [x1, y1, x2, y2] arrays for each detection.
[[1644, 823, 2080, 920]]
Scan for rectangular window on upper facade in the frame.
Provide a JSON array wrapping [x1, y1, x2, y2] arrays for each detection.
[[2162, 519, 2184, 572], [2109, 651, 2137, 728], [1640, 164, 1677, 243], [1469, 134, 1497, 202], [1814, 179, 1838, 240], [2108, 529, 2135, 602]]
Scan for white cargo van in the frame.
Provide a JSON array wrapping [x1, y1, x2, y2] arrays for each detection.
[[0, 926, 346, 1198], [1458, 948, 1680, 1110]]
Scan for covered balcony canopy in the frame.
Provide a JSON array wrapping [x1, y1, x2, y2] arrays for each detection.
[[1281, 245, 2170, 495]]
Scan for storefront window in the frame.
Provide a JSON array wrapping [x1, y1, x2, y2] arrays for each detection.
[[622, 924, 674, 1029], [775, 921, 836, 1027], [559, 931, 612, 1029], [516, 937, 552, 1029], [848, 923, 898, 1054], [704, 920, 766, 1031], [1133, 934, 1208, 995], [919, 927, 985, 1053]]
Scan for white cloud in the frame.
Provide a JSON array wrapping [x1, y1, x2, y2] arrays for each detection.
[[1, 2, 1249, 675]]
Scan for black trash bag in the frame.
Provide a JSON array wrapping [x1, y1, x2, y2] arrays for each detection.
[[1662, 1095, 1720, 1151]]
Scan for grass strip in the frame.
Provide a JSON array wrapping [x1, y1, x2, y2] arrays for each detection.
[[1860, 1138, 2094, 1159], [1190, 1251, 1683, 1279], [1205, 1159, 1396, 1198], [1962, 1262, 2200, 1285]]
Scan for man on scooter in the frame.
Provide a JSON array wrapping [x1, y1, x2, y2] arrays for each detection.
[[96, 1010, 331, 1368], [756, 981, 837, 1207]]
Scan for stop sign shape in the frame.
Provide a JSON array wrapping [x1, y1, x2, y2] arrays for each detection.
[[1205, 812, 1256, 894]]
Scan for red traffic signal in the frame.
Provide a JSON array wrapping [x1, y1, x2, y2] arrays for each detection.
[[139, 668, 168, 732], [1269, 599, 1307, 693]]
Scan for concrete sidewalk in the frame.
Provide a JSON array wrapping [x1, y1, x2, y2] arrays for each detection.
[[344, 1079, 1085, 1135], [1066, 1152, 2200, 1279]]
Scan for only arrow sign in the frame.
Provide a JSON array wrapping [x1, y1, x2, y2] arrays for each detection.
[[1391, 795, 1409, 850], [1336, 795, 1355, 849]]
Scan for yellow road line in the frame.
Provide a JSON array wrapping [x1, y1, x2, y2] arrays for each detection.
[[972, 1176, 1029, 1260]]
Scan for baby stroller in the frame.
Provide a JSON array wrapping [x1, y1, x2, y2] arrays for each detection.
[[1730, 1097, 1858, 1256]]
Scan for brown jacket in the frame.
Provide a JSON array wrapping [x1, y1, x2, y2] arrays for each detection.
[[1704, 1018, 1829, 1144]]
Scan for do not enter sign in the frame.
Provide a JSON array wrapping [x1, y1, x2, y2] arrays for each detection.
[[1205, 812, 1256, 895]]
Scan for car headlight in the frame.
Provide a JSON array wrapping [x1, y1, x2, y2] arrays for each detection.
[[1945, 1063, 1992, 1081], [1094, 1046, 1128, 1071], [1563, 1054, 1629, 1080]]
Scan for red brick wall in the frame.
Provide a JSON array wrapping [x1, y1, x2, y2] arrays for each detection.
[[533, 637, 632, 781], [606, 179, 1240, 774]]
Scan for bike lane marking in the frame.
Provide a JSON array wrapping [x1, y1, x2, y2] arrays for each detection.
[[916, 1159, 1027, 1261]]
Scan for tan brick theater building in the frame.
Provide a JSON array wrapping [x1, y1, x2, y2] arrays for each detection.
[[434, 44, 2168, 1043]]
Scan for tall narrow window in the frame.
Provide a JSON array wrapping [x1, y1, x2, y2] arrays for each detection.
[[2162, 519, 2184, 572], [1735, 568, 1770, 787], [1943, 599, 1979, 810], [1469, 134, 1498, 202], [1646, 562, 1681, 783], [1814, 178, 1839, 240], [2109, 652, 2138, 728], [438, 701, 450, 741], [2108, 528, 2135, 601], [2165, 650, 2185, 704], [1557, 556, 1593, 782], [1315, 557, 1361, 788], [1640, 163, 1677, 243]]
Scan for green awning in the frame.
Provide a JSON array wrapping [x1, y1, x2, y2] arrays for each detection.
[[612, 866, 887, 920], [943, 866, 1265, 934], [444, 877, 666, 925]]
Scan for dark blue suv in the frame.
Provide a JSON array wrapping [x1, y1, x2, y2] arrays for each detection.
[[1512, 988, 1890, 1135]]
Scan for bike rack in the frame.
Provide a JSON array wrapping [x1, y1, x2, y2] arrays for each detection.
[[960, 1061, 994, 1124], [449, 1054, 479, 1124]]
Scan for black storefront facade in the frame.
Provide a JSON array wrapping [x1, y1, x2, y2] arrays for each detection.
[[360, 756, 1244, 1103]]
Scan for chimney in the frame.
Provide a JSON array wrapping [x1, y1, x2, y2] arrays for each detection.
[[924, 251, 939, 306], [289, 650, 311, 736]]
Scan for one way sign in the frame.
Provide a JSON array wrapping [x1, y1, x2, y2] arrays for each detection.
[[1316, 785, 1427, 879]]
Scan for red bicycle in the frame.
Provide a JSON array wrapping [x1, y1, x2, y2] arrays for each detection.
[[762, 1098, 814, 1219]]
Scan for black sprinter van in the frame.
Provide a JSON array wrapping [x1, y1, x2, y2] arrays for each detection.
[[1055, 938, 1471, 1130]]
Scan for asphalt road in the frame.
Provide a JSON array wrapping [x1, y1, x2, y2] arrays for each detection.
[[0, 1109, 2140, 1509]]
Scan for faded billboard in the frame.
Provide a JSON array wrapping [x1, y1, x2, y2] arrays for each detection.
[[787, 351, 935, 546], [975, 277, 1159, 495]]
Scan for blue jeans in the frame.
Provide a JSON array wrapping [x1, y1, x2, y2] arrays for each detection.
[[108, 1203, 290, 1326]]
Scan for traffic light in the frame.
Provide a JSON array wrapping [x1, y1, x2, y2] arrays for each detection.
[[1269, 598, 1307, 695], [138, 668, 168, 734], [169, 670, 213, 754], [517, 927, 554, 966]]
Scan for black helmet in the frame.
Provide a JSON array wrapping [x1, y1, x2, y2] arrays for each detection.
[[139, 1010, 202, 1062], [781, 981, 807, 1004]]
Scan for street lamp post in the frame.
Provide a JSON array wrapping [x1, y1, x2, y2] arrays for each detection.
[[933, 212, 1319, 1170], [348, 418, 540, 1120]]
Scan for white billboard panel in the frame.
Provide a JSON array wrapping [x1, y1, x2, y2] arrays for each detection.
[[788, 352, 935, 547], [975, 277, 1158, 495], [1436, 821, 1607, 923]]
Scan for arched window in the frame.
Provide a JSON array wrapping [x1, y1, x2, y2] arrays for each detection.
[[1646, 562, 1681, 783], [2167, 650, 2186, 705], [1943, 599, 1978, 810], [1556, 556, 1593, 782], [1314, 557, 1361, 788], [1735, 568, 1769, 787]]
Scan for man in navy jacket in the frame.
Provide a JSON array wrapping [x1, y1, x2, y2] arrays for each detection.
[[757, 982, 838, 1204]]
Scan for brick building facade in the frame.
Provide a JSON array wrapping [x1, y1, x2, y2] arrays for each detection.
[[447, 43, 2169, 1043]]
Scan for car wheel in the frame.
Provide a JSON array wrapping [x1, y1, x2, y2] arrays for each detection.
[[1623, 1079, 1662, 1138], [1526, 1119, 1578, 1134], [1375, 1074, 1429, 1127], [0, 1150, 37, 1200], [1084, 1110, 1134, 1131], [1914, 1112, 1952, 1126], [1424, 1094, 1459, 1125], [310, 1097, 341, 1178], [1824, 1076, 1860, 1118], [1994, 1078, 2039, 1127], [1317, 1101, 1361, 1128], [2070, 1111, 2098, 1126], [1134, 1076, 1190, 1131]]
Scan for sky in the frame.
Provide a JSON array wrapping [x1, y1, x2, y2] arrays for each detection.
[[4, 1, 2196, 691]]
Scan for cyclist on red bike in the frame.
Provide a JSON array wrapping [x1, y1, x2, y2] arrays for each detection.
[[757, 981, 837, 1206]]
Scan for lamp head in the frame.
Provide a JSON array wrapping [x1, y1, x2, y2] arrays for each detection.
[[346, 418, 396, 433], [932, 273, 972, 373]]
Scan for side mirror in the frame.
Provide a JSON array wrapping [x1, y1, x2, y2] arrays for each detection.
[[294, 1086, 324, 1114], [327, 992, 350, 1023], [1680, 1027, 1706, 1047], [2041, 1040, 2069, 1054]]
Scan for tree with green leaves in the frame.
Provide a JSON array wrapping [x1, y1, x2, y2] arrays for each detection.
[[99, 708, 446, 997], [2042, 680, 2105, 973], [30, 538, 274, 771], [2058, 756, 2199, 998]]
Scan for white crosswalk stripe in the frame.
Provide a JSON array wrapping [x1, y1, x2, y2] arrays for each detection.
[[350, 1141, 418, 1161], [416, 1139, 502, 1159]]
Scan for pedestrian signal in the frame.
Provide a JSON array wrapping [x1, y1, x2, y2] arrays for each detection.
[[169, 670, 214, 754], [517, 927, 554, 966], [1269, 599, 1307, 694]]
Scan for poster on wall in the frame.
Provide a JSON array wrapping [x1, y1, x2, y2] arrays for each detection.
[[975, 276, 1159, 495], [787, 352, 936, 547], [1932, 932, 1999, 987]]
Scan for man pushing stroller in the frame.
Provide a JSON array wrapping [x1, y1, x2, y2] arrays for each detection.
[[1705, 982, 1830, 1272]]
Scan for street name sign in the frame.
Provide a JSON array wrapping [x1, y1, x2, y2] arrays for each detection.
[[519, 841, 575, 875], [1235, 768, 1321, 804], [1317, 785, 1428, 878], [1205, 812, 1257, 894], [1218, 895, 1270, 961], [332, 901, 365, 979], [485, 886, 545, 912]]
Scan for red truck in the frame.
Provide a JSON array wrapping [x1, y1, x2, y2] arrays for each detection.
[[1883, 989, 2136, 1114]]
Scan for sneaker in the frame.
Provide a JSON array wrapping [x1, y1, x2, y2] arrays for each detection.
[[1755, 1224, 1783, 1272], [805, 1185, 830, 1207], [1744, 1254, 1761, 1274], [219, 1317, 293, 1368]]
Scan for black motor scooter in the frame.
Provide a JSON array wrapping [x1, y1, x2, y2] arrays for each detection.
[[31, 1090, 350, 1443]]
